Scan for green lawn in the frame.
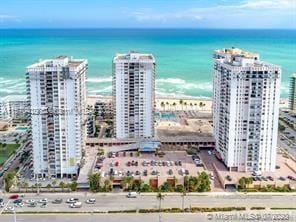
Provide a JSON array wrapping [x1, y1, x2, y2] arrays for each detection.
[[0, 144, 20, 166]]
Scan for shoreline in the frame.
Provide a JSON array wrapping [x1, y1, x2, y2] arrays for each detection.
[[87, 95, 289, 110]]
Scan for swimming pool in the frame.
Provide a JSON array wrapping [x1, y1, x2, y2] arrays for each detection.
[[15, 126, 28, 133], [155, 112, 176, 120]]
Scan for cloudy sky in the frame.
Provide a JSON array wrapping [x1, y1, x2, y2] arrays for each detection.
[[0, 0, 295, 28]]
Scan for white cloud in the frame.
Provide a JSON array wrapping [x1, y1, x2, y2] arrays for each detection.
[[0, 14, 22, 23], [240, 0, 295, 10], [128, 0, 295, 27]]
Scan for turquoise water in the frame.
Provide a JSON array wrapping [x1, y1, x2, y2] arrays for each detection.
[[155, 112, 176, 120], [0, 29, 295, 98]]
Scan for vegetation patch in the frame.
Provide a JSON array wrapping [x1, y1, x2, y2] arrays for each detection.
[[139, 207, 246, 213], [0, 143, 20, 166], [250, 207, 266, 210], [271, 208, 296, 210]]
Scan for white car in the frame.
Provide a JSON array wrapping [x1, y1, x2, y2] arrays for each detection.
[[14, 203, 24, 208], [85, 199, 96, 204], [70, 202, 82, 208], [39, 198, 48, 203], [127, 192, 137, 198], [5, 206, 15, 212], [25, 199, 35, 204], [66, 198, 79, 203]]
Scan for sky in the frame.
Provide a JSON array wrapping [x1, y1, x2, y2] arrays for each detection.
[[0, 0, 295, 29]]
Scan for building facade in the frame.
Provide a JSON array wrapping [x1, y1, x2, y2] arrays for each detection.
[[113, 52, 155, 139], [0, 95, 28, 121], [289, 73, 296, 112], [26, 56, 87, 178], [213, 48, 281, 172]]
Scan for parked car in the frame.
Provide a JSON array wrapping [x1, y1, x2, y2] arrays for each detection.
[[13, 199, 22, 204], [9, 195, 19, 200], [279, 176, 286, 181], [143, 170, 148, 176], [288, 176, 296, 181], [226, 175, 232, 181]]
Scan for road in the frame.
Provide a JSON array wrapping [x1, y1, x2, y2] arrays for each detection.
[[1, 193, 296, 213], [1, 211, 296, 222]]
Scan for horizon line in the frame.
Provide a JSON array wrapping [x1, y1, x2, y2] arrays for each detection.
[[0, 27, 296, 30]]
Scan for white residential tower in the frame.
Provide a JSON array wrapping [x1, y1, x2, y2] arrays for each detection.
[[26, 56, 87, 178], [213, 48, 281, 172], [113, 52, 155, 139]]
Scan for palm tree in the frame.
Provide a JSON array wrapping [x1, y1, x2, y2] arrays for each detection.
[[172, 102, 176, 111], [121, 176, 134, 191], [160, 102, 165, 111], [104, 179, 113, 192], [166, 102, 170, 111], [184, 102, 187, 110], [157, 192, 164, 222], [199, 102, 203, 110], [189, 103, 193, 110], [52, 179, 57, 192], [181, 191, 187, 211], [46, 184, 52, 192], [179, 100, 184, 110], [59, 181, 65, 192], [157, 192, 164, 211]]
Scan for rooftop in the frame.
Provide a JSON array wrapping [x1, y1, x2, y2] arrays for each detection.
[[114, 52, 155, 62], [26, 56, 86, 69], [215, 47, 259, 59]]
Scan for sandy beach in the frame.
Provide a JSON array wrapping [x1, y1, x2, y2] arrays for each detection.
[[87, 95, 289, 112], [87, 95, 212, 112]]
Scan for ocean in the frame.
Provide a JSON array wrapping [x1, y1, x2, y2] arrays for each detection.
[[0, 29, 295, 98]]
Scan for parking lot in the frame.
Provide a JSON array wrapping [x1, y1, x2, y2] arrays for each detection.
[[199, 150, 296, 190], [97, 151, 205, 186]]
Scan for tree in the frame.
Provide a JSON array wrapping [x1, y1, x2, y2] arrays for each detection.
[[69, 181, 78, 191], [184, 102, 187, 110], [199, 102, 203, 110], [238, 177, 247, 189], [160, 102, 165, 111], [156, 192, 164, 211], [172, 102, 176, 110], [52, 179, 57, 192], [104, 179, 113, 192], [88, 173, 101, 192], [197, 172, 211, 192], [4, 171, 16, 192], [59, 181, 66, 191], [278, 123, 285, 132], [121, 176, 134, 191], [160, 182, 174, 192], [175, 184, 185, 193], [179, 100, 184, 110], [181, 191, 187, 211], [46, 184, 52, 192], [239, 177, 253, 189], [139, 183, 152, 192], [166, 102, 170, 111]]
